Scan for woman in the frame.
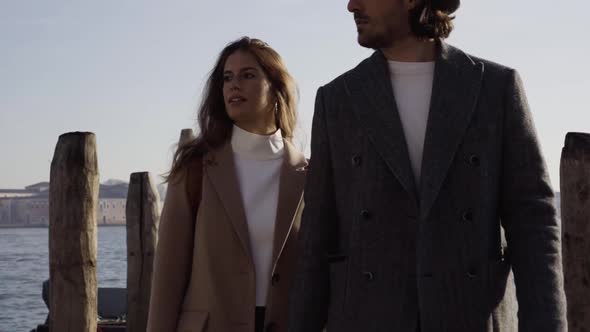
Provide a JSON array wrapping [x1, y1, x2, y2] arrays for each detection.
[[147, 37, 308, 332]]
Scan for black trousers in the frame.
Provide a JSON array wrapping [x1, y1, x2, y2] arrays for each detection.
[[255, 306, 266, 332]]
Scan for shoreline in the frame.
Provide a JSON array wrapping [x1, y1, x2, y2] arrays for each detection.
[[0, 224, 126, 229]]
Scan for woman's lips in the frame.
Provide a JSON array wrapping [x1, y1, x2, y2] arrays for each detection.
[[228, 96, 247, 105]]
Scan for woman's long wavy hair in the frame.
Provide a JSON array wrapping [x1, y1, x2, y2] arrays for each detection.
[[409, 0, 461, 39], [167, 37, 298, 181]]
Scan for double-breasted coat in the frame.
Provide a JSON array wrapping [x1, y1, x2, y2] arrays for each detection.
[[288, 41, 567, 332]]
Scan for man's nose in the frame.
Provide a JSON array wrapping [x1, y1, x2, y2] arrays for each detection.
[[347, 0, 361, 13]]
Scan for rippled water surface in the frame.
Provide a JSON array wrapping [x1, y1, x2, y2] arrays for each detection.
[[0, 226, 127, 332]]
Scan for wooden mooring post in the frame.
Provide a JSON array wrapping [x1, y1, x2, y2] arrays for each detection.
[[49, 132, 99, 332], [560, 132, 590, 331], [125, 128, 191, 331], [126, 172, 161, 332]]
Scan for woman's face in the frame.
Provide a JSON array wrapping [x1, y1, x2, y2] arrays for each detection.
[[222, 50, 277, 135]]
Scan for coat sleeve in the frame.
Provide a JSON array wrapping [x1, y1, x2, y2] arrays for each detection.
[[499, 69, 567, 331], [147, 169, 196, 332], [288, 86, 338, 331]]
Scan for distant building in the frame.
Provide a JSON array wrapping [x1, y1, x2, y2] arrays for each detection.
[[0, 198, 15, 224], [0, 190, 36, 199], [0, 187, 50, 226], [97, 183, 128, 225], [0, 181, 137, 227], [25, 182, 50, 193]]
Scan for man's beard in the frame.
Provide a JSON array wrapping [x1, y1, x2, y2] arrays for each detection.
[[356, 22, 398, 50], [358, 31, 392, 50]]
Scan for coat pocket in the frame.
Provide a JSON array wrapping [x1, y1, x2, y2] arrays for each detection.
[[177, 310, 209, 332]]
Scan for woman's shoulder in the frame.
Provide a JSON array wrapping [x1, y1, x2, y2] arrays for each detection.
[[168, 150, 206, 184]]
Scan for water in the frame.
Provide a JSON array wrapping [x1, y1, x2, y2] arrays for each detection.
[[0, 226, 127, 332]]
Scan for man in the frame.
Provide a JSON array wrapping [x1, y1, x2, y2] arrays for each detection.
[[288, 0, 567, 331]]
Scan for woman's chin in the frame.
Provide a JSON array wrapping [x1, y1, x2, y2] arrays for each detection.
[[226, 109, 245, 122]]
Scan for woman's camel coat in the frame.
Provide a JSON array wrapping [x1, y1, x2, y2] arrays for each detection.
[[147, 140, 308, 332]]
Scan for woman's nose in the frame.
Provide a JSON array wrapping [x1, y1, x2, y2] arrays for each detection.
[[229, 79, 241, 90]]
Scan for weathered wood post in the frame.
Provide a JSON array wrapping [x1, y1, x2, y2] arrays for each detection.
[[179, 128, 195, 146], [126, 172, 161, 332], [49, 132, 99, 332], [560, 132, 590, 331]]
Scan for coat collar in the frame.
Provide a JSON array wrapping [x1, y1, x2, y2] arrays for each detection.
[[344, 46, 419, 201], [344, 40, 484, 218], [204, 142, 253, 261], [203, 139, 307, 265], [272, 140, 307, 265], [419, 41, 483, 220]]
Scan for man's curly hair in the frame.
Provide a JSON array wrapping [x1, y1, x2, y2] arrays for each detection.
[[410, 0, 461, 39]]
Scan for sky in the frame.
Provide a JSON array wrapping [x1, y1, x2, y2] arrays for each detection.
[[1, 0, 589, 189]]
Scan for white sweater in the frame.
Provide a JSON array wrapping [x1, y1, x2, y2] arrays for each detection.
[[388, 60, 435, 185], [231, 125, 284, 306]]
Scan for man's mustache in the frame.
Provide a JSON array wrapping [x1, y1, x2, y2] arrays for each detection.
[[354, 13, 370, 21]]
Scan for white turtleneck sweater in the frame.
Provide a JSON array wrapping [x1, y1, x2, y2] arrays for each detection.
[[388, 60, 435, 185], [231, 125, 284, 306]]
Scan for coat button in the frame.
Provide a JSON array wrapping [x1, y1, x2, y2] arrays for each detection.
[[362, 271, 374, 281], [467, 267, 478, 278], [360, 209, 371, 219], [461, 210, 473, 222], [352, 154, 362, 166], [466, 153, 480, 167], [271, 273, 280, 286], [265, 322, 278, 332]]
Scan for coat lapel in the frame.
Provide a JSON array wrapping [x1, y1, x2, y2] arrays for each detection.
[[419, 41, 484, 220], [204, 143, 253, 262], [271, 140, 307, 265], [344, 51, 418, 200]]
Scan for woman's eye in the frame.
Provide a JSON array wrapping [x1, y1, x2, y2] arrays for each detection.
[[223, 75, 232, 82], [243, 72, 255, 79]]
